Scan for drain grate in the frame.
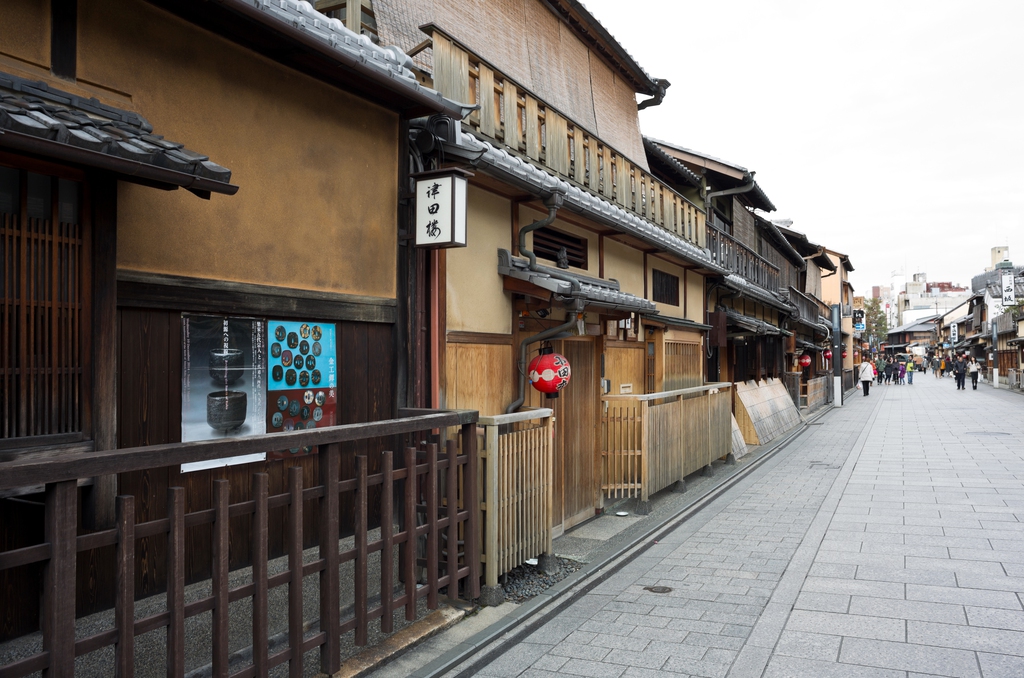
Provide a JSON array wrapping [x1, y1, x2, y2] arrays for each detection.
[[643, 586, 672, 594]]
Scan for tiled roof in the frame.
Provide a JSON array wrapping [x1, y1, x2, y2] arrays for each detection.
[[0, 71, 235, 195], [721, 274, 796, 314], [643, 137, 702, 188], [443, 130, 727, 276], [498, 249, 658, 315]]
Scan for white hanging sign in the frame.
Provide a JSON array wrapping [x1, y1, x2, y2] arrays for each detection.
[[1002, 273, 1016, 305], [414, 169, 471, 249], [950, 322, 959, 343]]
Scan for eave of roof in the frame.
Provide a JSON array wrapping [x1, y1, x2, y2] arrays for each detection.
[[443, 130, 727, 276], [498, 249, 658, 314], [775, 225, 837, 272], [753, 213, 805, 270], [547, 0, 661, 95], [721, 274, 795, 314], [145, 0, 468, 119], [723, 308, 790, 336], [647, 138, 775, 212], [643, 137, 702, 189], [645, 315, 712, 331], [0, 72, 236, 196]]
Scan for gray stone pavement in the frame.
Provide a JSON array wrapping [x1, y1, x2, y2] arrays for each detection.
[[467, 373, 1024, 677]]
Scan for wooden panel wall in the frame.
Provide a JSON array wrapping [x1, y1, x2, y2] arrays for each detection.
[[604, 344, 645, 396], [551, 339, 597, 530], [68, 308, 396, 620], [444, 342, 514, 416], [663, 341, 703, 391]]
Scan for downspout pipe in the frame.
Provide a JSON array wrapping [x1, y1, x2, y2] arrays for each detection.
[[704, 172, 757, 225], [506, 190, 582, 414], [637, 78, 671, 111]]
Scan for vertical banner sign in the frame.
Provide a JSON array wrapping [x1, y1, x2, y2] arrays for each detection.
[[181, 315, 266, 472], [266, 320, 337, 459], [950, 321, 959, 344], [1003, 273, 1016, 306], [414, 170, 469, 248]]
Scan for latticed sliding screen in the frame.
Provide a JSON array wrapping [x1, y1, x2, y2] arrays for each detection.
[[664, 341, 703, 390], [0, 166, 85, 440]]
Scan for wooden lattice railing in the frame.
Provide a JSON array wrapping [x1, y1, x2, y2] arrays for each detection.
[[602, 384, 733, 503], [0, 410, 479, 677], [428, 30, 706, 249], [478, 409, 553, 588], [705, 225, 780, 291]]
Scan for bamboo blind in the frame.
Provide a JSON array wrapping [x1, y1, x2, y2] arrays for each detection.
[[1, 172, 83, 440]]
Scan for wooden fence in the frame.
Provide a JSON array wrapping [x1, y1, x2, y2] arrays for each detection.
[[602, 383, 733, 503], [806, 375, 830, 411], [0, 410, 479, 677], [478, 409, 553, 588]]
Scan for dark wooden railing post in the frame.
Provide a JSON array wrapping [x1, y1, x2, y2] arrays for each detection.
[[425, 444, 439, 610], [212, 479, 230, 678], [287, 467, 304, 678], [115, 495, 136, 678], [462, 422, 480, 599], [167, 487, 185, 678], [42, 480, 76, 678], [354, 455, 368, 646], [380, 450, 395, 633], [403, 447, 417, 621], [252, 473, 269, 678], [319, 444, 341, 673], [445, 439, 458, 596]]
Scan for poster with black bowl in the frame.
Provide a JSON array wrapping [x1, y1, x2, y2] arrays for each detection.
[[181, 314, 267, 472], [265, 320, 337, 459]]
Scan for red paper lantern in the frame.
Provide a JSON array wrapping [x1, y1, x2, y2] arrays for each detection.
[[528, 350, 571, 395], [823, 349, 833, 360], [841, 350, 848, 359], [799, 354, 812, 368]]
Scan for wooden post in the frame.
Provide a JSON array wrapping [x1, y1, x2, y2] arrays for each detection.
[[166, 487, 185, 678], [380, 450, 395, 633], [483, 422, 499, 587], [462, 422, 480, 599], [403, 446, 417, 621], [425, 444, 439, 610], [445, 439, 459, 596], [319, 445, 341, 673], [287, 467, 303, 678], [252, 474, 269, 678], [42, 480, 76, 678], [640, 400, 649, 503], [115, 495, 136, 678], [354, 455, 369, 646], [212, 480, 229, 678]]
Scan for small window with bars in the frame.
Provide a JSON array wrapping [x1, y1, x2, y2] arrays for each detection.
[[652, 269, 679, 306], [532, 227, 587, 270], [1, 166, 86, 440]]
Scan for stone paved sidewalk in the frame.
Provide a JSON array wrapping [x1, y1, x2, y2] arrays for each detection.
[[469, 373, 1024, 677]]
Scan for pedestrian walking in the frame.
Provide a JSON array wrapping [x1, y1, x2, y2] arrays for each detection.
[[939, 356, 947, 378], [875, 356, 885, 385], [952, 354, 967, 390], [884, 359, 893, 384], [859, 355, 874, 396], [933, 356, 941, 378], [906, 358, 914, 384], [969, 357, 980, 390], [898, 361, 907, 384]]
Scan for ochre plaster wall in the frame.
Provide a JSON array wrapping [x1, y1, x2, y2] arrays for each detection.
[[602, 239, 643, 299], [687, 272, 706, 323], [76, 0, 400, 298], [446, 186, 512, 334], [0, 0, 49, 71]]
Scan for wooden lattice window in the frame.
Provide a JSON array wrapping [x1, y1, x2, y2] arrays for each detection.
[[652, 269, 679, 306], [664, 341, 702, 390], [0, 166, 86, 440], [533, 227, 587, 269]]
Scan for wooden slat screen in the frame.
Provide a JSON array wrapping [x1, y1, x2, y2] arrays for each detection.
[[1, 169, 84, 440], [663, 341, 702, 391]]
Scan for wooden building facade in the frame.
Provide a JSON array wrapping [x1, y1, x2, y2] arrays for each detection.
[[0, 0, 467, 644]]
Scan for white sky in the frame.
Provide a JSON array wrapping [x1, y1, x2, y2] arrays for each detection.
[[578, 0, 1024, 295]]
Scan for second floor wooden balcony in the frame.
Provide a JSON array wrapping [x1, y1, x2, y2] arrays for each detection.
[[706, 225, 780, 292], [427, 29, 706, 250]]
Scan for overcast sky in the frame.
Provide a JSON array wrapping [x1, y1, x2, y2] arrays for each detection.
[[578, 0, 1024, 295]]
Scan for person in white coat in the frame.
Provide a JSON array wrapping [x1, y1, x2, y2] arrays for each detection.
[[859, 356, 875, 396]]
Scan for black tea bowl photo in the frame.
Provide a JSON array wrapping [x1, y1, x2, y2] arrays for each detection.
[[207, 390, 247, 431], [208, 348, 245, 385]]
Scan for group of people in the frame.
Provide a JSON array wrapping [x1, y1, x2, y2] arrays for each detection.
[[858, 352, 982, 395], [933, 353, 982, 390]]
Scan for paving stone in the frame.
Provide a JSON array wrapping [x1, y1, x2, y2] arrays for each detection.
[[976, 652, 1024, 678], [763, 654, 906, 677], [906, 583, 1023, 609], [838, 637, 981, 677], [793, 591, 851, 613], [848, 595, 967, 625], [787, 609, 906, 641], [773, 629, 842, 661], [908, 618, 1024, 654]]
